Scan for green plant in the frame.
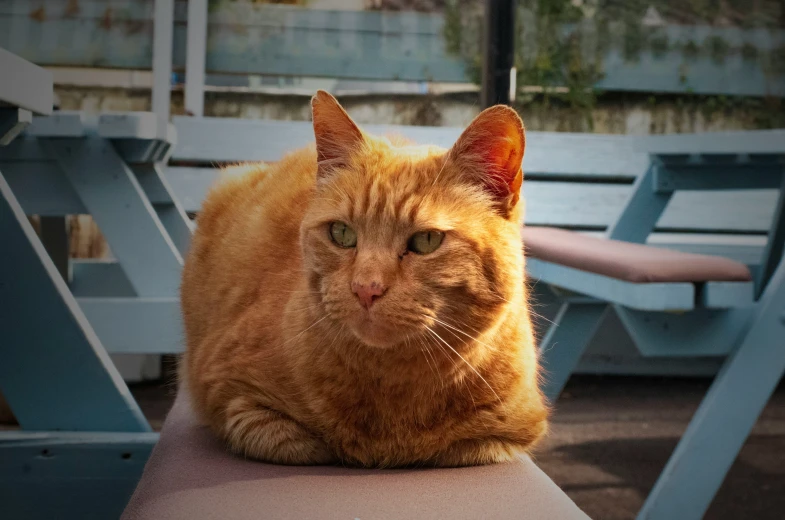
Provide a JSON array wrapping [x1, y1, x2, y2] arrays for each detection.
[[706, 35, 730, 64], [650, 34, 670, 58], [741, 43, 759, 61], [623, 23, 645, 62], [682, 40, 701, 60]]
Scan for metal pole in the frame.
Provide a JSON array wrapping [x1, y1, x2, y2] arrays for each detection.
[[185, 0, 208, 117], [152, 0, 174, 122], [481, 0, 517, 108]]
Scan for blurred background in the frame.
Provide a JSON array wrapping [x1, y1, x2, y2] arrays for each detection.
[[2, 0, 783, 130], [2, 0, 783, 281], [1, 2, 784, 518]]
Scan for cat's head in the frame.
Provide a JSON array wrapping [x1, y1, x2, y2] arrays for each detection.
[[300, 91, 526, 349]]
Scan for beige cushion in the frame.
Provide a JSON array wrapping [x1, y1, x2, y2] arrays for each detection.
[[122, 391, 589, 520], [523, 226, 752, 284]]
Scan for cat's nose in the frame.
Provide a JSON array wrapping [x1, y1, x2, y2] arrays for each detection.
[[352, 281, 387, 309]]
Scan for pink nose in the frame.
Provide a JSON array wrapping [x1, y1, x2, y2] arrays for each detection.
[[352, 281, 386, 309]]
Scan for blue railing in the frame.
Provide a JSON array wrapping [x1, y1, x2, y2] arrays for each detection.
[[0, 0, 783, 96]]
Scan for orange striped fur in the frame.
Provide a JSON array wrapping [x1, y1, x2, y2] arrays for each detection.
[[181, 91, 548, 467]]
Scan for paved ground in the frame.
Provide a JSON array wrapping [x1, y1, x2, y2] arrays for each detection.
[[131, 375, 785, 520]]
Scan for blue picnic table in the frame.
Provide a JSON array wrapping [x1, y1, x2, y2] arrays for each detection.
[[1, 97, 783, 518]]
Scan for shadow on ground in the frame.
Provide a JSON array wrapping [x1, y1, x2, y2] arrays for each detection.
[[549, 435, 785, 520]]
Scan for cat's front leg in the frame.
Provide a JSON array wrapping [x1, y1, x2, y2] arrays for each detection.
[[431, 437, 524, 467], [220, 396, 336, 465]]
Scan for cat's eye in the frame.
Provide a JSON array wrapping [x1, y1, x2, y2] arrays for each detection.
[[407, 230, 445, 255], [329, 221, 357, 248]]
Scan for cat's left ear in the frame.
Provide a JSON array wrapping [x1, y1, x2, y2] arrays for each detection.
[[447, 105, 525, 216], [311, 90, 364, 179]]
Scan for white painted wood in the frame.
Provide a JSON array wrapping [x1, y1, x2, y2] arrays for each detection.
[[98, 113, 174, 141], [152, 0, 175, 123], [0, 48, 53, 115], [0, 108, 31, 146], [637, 129, 785, 155], [171, 117, 649, 179], [185, 0, 208, 117]]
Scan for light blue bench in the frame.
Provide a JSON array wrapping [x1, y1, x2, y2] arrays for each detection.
[[0, 112, 184, 518], [530, 130, 785, 519], [164, 117, 784, 520], [1, 110, 782, 519]]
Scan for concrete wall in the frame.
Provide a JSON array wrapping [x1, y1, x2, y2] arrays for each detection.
[[53, 86, 781, 134]]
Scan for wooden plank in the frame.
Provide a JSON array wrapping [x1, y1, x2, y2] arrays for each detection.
[[606, 165, 672, 242], [185, 0, 208, 117], [0, 47, 53, 115], [0, 108, 32, 146], [77, 298, 183, 354], [616, 307, 754, 358], [638, 254, 785, 519], [654, 165, 784, 192], [0, 431, 159, 478], [171, 118, 648, 179], [39, 216, 70, 282], [530, 183, 777, 233], [0, 135, 58, 161], [526, 258, 696, 311], [0, 431, 157, 520], [758, 175, 785, 296], [164, 166, 777, 233], [539, 303, 608, 402], [45, 137, 184, 297], [152, 0, 174, 123], [0, 172, 150, 432], [701, 282, 755, 308], [26, 113, 90, 137], [0, 161, 87, 215], [98, 113, 174, 142], [70, 260, 136, 298], [639, 129, 785, 156], [131, 164, 193, 257]]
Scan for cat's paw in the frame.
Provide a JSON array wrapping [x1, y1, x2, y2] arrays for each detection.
[[432, 438, 522, 467], [223, 404, 337, 465]]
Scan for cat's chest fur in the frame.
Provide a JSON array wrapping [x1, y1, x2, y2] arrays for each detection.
[[291, 333, 511, 467]]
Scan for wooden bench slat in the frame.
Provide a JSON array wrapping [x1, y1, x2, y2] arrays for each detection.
[[165, 166, 777, 234], [637, 129, 785, 155], [171, 117, 648, 179], [526, 181, 778, 233], [526, 258, 696, 311]]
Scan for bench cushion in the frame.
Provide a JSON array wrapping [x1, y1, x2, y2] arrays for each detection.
[[523, 226, 752, 284], [122, 391, 589, 520]]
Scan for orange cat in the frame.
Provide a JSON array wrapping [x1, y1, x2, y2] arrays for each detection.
[[181, 91, 548, 468]]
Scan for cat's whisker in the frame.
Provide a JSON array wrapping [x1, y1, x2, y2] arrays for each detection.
[[282, 314, 330, 347], [526, 308, 557, 327], [423, 329, 478, 412], [424, 325, 500, 402], [413, 334, 439, 382], [323, 323, 346, 352], [427, 315, 499, 353], [419, 334, 451, 393], [429, 155, 449, 187]]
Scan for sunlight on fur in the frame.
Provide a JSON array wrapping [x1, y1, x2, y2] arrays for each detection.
[[180, 90, 548, 468]]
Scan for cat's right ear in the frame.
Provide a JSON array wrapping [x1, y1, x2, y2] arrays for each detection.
[[311, 90, 364, 178]]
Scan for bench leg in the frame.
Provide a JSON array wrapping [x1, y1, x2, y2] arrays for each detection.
[[0, 173, 150, 432], [44, 137, 184, 297], [637, 257, 785, 520], [131, 163, 193, 257], [538, 303, 608, 402], [606, 164, 673, 244]]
